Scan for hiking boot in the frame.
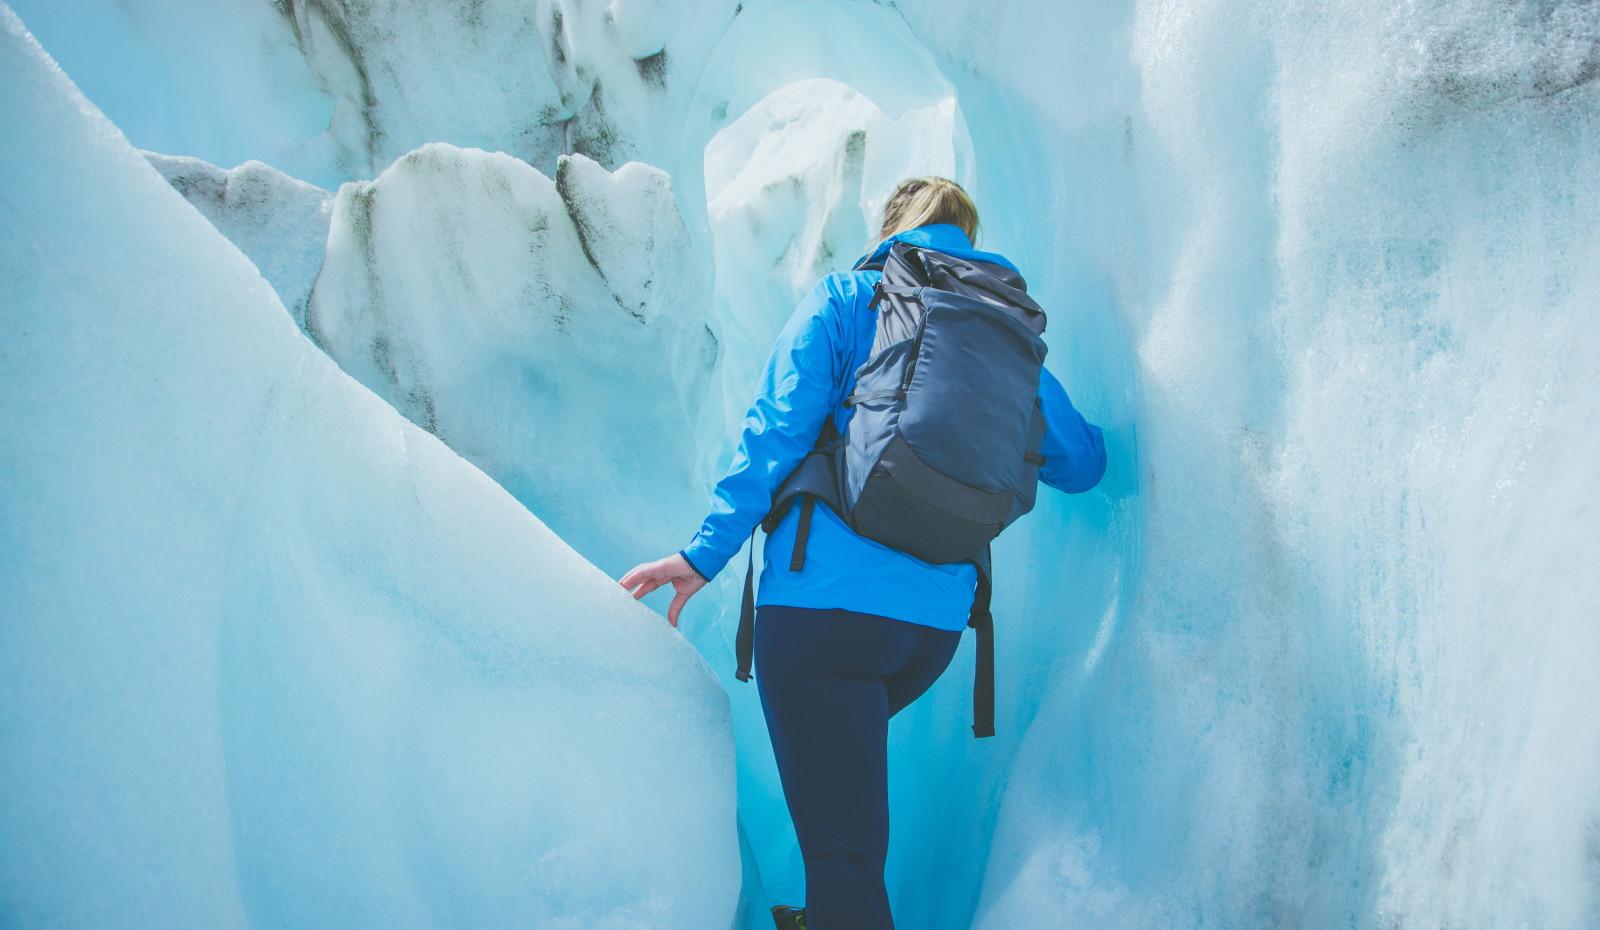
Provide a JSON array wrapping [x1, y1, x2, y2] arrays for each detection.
[[771, 905, 806, 929]]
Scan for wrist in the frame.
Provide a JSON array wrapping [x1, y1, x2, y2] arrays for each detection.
[[678, 549, 711, 583]]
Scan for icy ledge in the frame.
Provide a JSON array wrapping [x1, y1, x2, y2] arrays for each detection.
[[305, 144, 718, 578], [0, 10, 738, 929], [143, 151, 333, 328]]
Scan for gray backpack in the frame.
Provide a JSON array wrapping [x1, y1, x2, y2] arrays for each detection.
[[736, 242, 1048, 738]]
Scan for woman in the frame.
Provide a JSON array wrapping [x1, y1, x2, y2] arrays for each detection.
[[621, 178, 1106, 929]]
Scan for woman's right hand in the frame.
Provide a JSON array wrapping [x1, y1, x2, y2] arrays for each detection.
[[618, 553, 707, 628]]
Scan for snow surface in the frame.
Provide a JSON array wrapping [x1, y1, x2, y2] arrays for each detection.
[[0, 10, 737, 929], [5, 0, 1600, 928]]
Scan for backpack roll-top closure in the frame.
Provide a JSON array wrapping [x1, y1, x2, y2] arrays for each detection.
[[912, 244, 1045, 334]]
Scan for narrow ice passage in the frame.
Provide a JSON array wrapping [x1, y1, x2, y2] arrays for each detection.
[[4, 0, 1600, 928]]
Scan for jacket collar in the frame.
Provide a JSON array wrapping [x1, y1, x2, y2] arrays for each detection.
[[853, 223, 1019, 274]]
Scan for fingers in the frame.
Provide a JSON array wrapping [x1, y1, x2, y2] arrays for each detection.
[[620, 559, 671, 600], [619, 555, 702, 625], [618, 562, 654, 590], [667, 575, 705, 627], [667, 589, 691, 628]]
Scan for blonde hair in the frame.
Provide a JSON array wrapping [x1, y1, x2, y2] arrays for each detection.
[[877, 177, 979, 244]]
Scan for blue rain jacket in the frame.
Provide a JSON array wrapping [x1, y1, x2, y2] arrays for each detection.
[[681, 224, 1107, 631]]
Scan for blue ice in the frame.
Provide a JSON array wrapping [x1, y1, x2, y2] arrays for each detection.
[[3, 0, 1598, 927]]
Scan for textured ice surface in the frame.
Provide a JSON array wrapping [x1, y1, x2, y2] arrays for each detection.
[[145, 151, 333, 327], [890, 1, 1600, 928], [0, 11, 737, 928], [259, 0, 741, 179], [304, 144, 717, 578], [5, 0, 1600, 927], [5, 0, 742, 185]]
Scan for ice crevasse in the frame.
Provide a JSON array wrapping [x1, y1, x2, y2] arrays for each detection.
[[5, 0, 1600, 928]]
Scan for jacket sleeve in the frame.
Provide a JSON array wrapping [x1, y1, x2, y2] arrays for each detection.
[[1037, 366, 1107, 493], [681, 277, 846, 580]]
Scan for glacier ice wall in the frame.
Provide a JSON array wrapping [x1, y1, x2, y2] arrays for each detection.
[[0, 10, 738, 928], [683, 1, 1600, 926], [5, 0, 1600, 928], [271, 0, 741, 177], [4, 0, 745, 185], [891, 1, 1600, 927]]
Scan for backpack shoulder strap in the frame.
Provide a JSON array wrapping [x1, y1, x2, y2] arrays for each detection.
[[763, 418, 844, 534], [739, 420, 845, 684]]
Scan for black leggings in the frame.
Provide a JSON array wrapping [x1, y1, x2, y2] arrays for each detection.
[[755, 605, 962, 930]]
